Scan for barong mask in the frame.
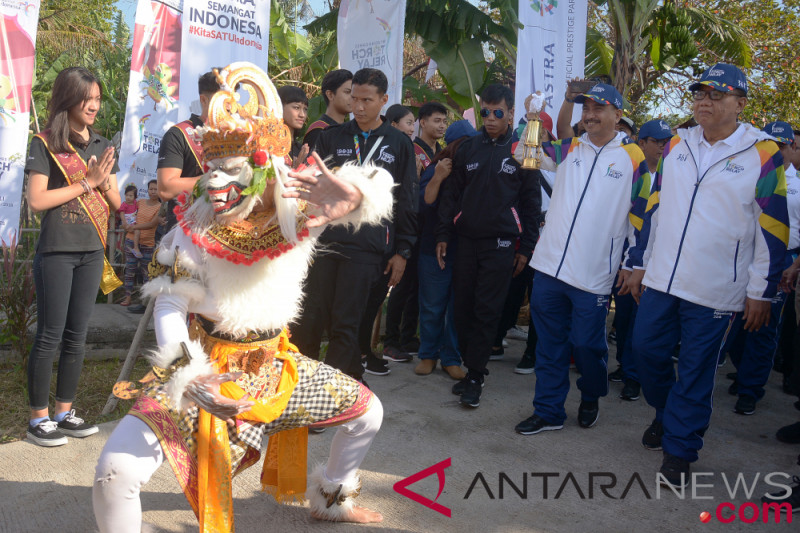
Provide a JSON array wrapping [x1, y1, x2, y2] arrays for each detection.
[[196, 62, 292, 222]]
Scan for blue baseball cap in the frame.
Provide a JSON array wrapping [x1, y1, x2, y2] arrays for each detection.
[[445, 119, 479, 144], [638, 119, 673, 141], [688, 63, 748, 95], [763, 121, 795, 144], [574, 83, 624, 109]]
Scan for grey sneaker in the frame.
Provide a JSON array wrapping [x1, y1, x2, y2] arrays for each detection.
[[27, 420, 68, 447], [56, 409, 99, 438]]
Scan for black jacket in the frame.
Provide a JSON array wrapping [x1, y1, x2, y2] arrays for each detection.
[[315, 117, 418, 262], [435, 126, 541, 260]]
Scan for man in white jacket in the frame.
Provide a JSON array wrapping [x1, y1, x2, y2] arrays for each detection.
[[624, 64, 789, 489], [513, 83, 651, 436]]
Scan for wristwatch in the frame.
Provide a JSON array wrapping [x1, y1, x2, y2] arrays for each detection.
[[396, 248, 412, 260]]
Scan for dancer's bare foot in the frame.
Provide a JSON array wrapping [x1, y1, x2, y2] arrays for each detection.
[[311, 504, 383, 523]]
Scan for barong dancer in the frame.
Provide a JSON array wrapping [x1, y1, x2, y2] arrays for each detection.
[[92, 62, 394, 532]]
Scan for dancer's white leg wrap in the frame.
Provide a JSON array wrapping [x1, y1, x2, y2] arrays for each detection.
[[307, 397, 383, 519], [93, 415, 164, 533]]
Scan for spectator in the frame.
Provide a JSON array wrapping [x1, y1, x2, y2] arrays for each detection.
[[723, 122, 798, 416], [157, 69, 220, 232], [610, 119, 673, 401], [303, 68, 352, 149], [358, 103, 421, 364], [24, 66, 121, 447], [120, 179, 163, 309], [617, 116, 637, 139], [625, 64, 789, 488], [292, 68, 418, 382], [513, 83, 650, 435], [117, 184, 140, 260], [415, 120, 477, 379], [414, 102, 447, 171], [385, 104, 415, 139], [436, 84, 541, 408], [277, 85, 310, 164]]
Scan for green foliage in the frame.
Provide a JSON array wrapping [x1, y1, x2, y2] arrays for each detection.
[[0, 233, 37, 366]]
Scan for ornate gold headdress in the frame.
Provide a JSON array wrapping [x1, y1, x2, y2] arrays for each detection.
[[202, 62, 291, 161]]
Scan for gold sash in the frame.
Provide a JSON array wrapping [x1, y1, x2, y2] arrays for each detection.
[[35, 131, 122, 294]]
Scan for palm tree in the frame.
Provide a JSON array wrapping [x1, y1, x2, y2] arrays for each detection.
[[587, 0, 751, 104]]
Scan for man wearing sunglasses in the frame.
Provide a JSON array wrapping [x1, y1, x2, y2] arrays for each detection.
[[435, 84, 542, 408], [512, 83, 651, 438], [624, 64, 789, 489]]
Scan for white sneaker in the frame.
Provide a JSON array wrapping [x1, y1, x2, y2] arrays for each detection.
[[506, 326, 528, 341]]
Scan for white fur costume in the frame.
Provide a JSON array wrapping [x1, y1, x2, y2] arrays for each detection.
[[93, 62, 395, 531]]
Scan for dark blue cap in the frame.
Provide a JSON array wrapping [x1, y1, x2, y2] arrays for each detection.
[[638, 119, 673, 141], [574, 83, 624, 109], [445, 119, 479, 144], [763, 121, 795, 144], [688, 63, 748, 95]]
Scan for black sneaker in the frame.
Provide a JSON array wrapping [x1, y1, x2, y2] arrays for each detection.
[[452, 376, 485, 396], [514, 353, 536, 375], [27, 420, 68, 447], [777, 422, 800, 444], [489, 347, 504, 361], [728, 381, 739, 396], [607, 329, 617, 345], [56, 409, 99, 438], [659, 453, 690, 489], [760, 475, 800, 512], [734, 395, 756, 415], [364, 357, 391, 376], [460, 377, 483, 408], [578, 401, 599, 428], [608, 367, 624, 383], [382, 346, 413, 362], [620, 379, 641, 401], [515, 414, 563, 435], [642, 419, 664, 450]]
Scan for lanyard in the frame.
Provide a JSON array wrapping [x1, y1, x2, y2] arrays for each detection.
[[353, 134, 384, 166]]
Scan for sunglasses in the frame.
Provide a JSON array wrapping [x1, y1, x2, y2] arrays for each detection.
[[480, 108, 505, 119]]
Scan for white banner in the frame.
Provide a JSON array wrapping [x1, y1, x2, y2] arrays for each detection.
[[515, 0, 588, 136], [337, 0, 406, 109], [0, 0, 40, 244], [178, 0, 270, 119], [117, 0, 184, 196]]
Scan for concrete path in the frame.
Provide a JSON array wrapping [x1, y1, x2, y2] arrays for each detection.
[[1, 317, 798, 532]]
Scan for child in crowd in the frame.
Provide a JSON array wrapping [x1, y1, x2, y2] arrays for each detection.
[[118, 184, 141, 258]]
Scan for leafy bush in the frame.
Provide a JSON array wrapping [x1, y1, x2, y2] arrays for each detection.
[[0, 233, 37, 366]]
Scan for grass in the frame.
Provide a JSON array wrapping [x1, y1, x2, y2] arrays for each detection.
[[0, 357, 153, 444]]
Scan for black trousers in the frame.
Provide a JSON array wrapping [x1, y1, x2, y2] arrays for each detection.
[[358, 255, 392, 357], [452, 236, 516, 374], [292, 253, 380, 378], [383, 246, 420, 350], [28, 250, 104, 409], [492, 264, 534, 347]]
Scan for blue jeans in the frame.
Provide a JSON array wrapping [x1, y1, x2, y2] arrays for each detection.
[[417, 253, 460, 366], [531, 272, 610, 424], [633, 288, 735, 462]]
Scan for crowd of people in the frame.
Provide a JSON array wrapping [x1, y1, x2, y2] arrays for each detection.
[[21, 58, 800, 526]]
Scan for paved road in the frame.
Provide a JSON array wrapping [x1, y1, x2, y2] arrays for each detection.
[[0, 319, 797, 532]]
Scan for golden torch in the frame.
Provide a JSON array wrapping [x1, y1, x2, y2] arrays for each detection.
[[522, 91, 547, 170]]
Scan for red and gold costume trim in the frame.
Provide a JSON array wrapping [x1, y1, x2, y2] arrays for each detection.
[[174, 192, 312, 265]]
